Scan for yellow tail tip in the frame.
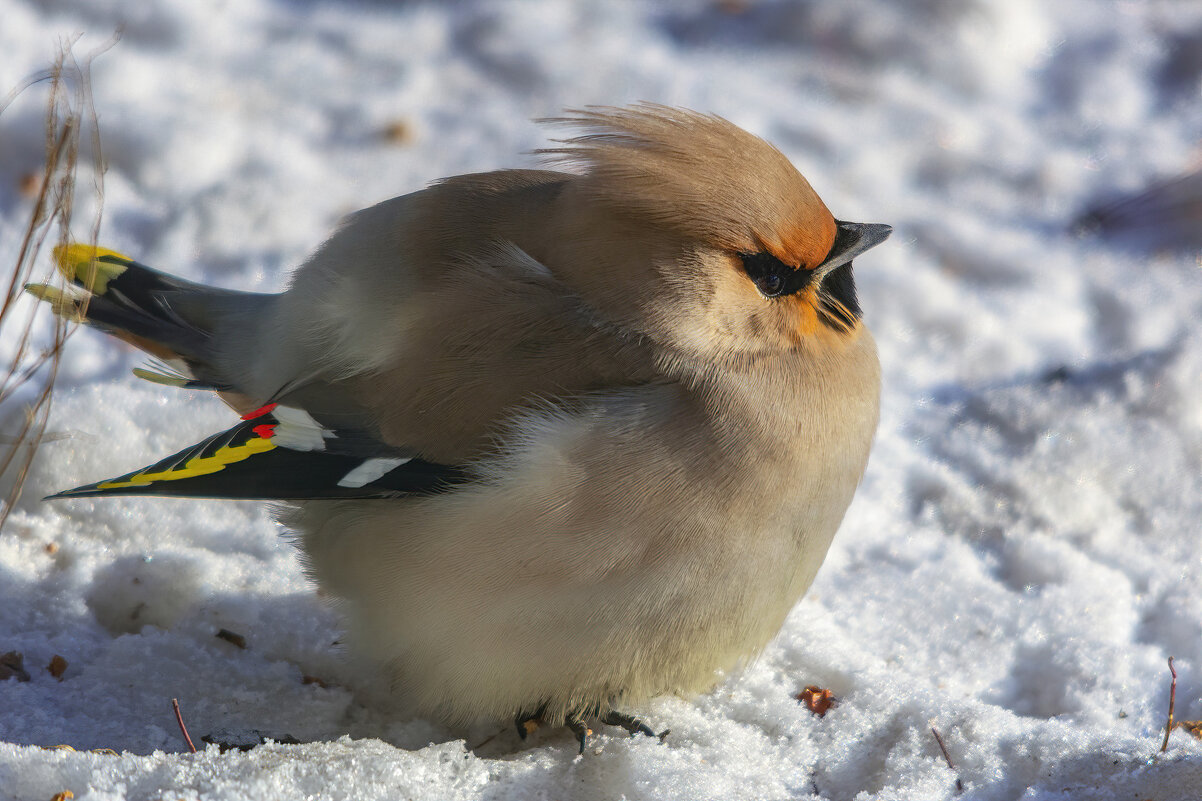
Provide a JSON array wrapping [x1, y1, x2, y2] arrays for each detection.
[[23, 282, 86, 319], [51, 243, 133, 294], [23, 282, 59, 302]]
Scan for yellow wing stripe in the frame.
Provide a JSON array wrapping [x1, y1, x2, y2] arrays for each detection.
[[53, 243, 133, 295], [97, 437, 276, 490]]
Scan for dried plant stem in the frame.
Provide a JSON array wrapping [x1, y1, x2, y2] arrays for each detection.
[[172, 698, 198, 754], [931, 726, 964, 794], [1162, 656, 1177, 753], [0, 34, 115, 532]]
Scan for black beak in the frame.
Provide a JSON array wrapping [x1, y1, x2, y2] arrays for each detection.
[[813, 221, 892, 278]]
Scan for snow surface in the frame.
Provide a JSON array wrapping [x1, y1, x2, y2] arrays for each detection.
[[3, 1, 1202, 799]]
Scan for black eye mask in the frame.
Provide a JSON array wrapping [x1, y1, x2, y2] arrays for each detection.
[[737, 251, 813, 298]]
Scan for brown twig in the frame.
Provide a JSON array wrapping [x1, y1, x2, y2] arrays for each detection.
[[172, 698, 197, 754], [1161, 656, 1177, 753], [931, 726, 964, 794]]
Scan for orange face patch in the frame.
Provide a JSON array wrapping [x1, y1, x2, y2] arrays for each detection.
[[788, 289, 824, 341], [787, 287, 860, 343]]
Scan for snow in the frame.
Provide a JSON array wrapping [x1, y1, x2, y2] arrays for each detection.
[[3, 1, 1202, 798]]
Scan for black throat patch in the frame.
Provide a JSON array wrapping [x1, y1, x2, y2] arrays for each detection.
[[817, 263, 861, 331]]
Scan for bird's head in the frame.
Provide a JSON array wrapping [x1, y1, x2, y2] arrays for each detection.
[[538, 105, 890, 363]]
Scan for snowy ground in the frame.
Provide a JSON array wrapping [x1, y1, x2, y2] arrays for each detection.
[[2, 1, 1202, 799]]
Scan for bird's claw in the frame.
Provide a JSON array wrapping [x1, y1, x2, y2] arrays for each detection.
[[516, 705, 667, 753], [565, 714, 591, 755], [601, 709, 668, 740]]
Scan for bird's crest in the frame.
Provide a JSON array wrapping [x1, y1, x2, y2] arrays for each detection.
[[539, 104, 837, 270]]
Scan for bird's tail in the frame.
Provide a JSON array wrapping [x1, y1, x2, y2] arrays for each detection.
[[26, 244, 269, 399], [27, 244, 465, 501]]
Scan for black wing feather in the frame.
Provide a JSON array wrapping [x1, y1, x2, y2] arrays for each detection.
[[47, 406, 467, 501]]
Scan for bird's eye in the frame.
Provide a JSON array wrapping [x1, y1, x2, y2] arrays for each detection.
[[738, 252, 796, 299], [756, 272, 786, 297]]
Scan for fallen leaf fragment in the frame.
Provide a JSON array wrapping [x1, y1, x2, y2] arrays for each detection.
[[380, 119, 415, 145], [796, 685, 838, 717], [1178, 720, 1202, 740], [18, 172, 42, 197], [201, 729, 301, 752], [0, 651, 31, 682], [50, 792, 73, 801], [47, 655, 68, 680], [215, 629, 247, 649]]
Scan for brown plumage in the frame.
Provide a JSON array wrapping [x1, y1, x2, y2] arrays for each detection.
[[35, 104, 890, 750]]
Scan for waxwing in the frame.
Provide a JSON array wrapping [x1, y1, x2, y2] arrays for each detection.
[[31, 104, 890, 751]]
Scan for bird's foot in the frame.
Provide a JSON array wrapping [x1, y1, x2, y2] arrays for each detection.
[[516, 705, 667, 753], [514, 704, 547, 741], [565, 713, 592, 755], [601, 709, 670, 742]]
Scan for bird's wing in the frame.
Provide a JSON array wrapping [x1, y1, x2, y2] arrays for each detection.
[[255, 172, 661, 463], [48, 401, 465, 500], [33, 172, 662, 499]]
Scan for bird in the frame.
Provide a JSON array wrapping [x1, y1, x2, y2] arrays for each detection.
[[29, 104, 889, 752]]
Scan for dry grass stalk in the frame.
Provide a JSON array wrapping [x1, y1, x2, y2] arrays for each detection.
[[1162, 655, 1177, 752], [0, 35, 115, 533], [172, 697, 198, 754]]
